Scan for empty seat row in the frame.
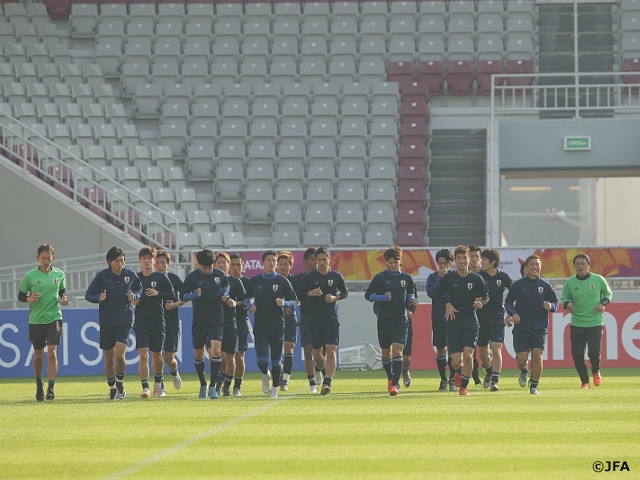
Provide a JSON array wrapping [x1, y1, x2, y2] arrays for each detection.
[[0, 62, 109, 87], [0, 42, 72, 65]]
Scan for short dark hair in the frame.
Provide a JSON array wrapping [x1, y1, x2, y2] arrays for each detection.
[[303, 247, 317, 260], [196, 249, 215, 267], [316, 246, 330, 257], [383, 246, 402, 261], [262, 249, 278, 261], [156, 250, 171, 263], [215, 251, 230, 263], [138, 245, 156, 259], [573, 252, 591, 265], [481, 248, 501, 267], [106, 246, 125, 264], [524, 254, 541, 267], [37, 243, 54, 256], [230, 253, 244, 262], [468, 245, 482, 254], [435, 248, 453, 263], [454, 245, 470, 257]]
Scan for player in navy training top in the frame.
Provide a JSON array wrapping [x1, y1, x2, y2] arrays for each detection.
[[291, 248, 322, 393], [437, 245, 488, 396], [426, 248, 457, 392], [477, 249, 512, 391], [365, 247, 417, 396], [276, 251, 298, 392], [245, 250, 298, 399], [214, 251, 246, 398], [180, 249, 229, 400], [85, 246, 143, 401], [298, 246, 348, 395], [403, 278, 418, 389], [133, 246, 175, 399], [155, 250, 184, 393], [230, 253, 251, 396], [505, 254, 559, 395]]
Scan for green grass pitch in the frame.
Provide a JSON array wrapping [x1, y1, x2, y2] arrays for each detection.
[[0, 368, 638, 479]]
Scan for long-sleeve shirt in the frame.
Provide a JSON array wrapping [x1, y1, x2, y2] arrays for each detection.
[[505, 276, 559, 333], [181, 268, 229, 324], [245, 272, 297, 329], [364, 269, 416, 324], [426, 272, 446, 323], [85, 267, 142, 327], [561, 273, 612, 328], [437, 270, 488, 324], [165, 272, 184, 325], [478, 270, 512, 325], [134, 270, 175, 327], [298, 270, 348, 321], [223, 275, 247, 322]]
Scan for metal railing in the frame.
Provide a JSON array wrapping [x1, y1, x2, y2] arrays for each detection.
[[0, 108, 183, 251]]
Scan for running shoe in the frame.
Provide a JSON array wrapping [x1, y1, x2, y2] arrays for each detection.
[[262, 371, 271, 394], [459, 387, 470, 396], [153, 383, 165, 398], [518, 369, 528, 388], [321, 384, 331, 396], [490, 383, 499, 392], [117, 387, 126, 400], [36, 388, 44, 402], [314, 369, 324, 387], [46, 388, 55, 401], [209, 385, 219, 399], [453, 372, 462, 388], [309, 384, 318, 394], [269, 386, 278, 399], [530, 387, 540, 395], [580, 383, 590, 389], [171, 372, 182, 390], [198, 385, 207, 399], [141, 387, 151, 398], [403, 371, 411, 388], [438, 380, 448, 392], [233, 388, 242, 397], [448, 380, 458, 392], [389, 385, 399, 396], [483, 371, 492, 389], [593, 371, 601, 386], [475, 382, 482, 390], [222, 386, 231, 397], [280, 380, 288, 391], [109, 388, 118, 401]]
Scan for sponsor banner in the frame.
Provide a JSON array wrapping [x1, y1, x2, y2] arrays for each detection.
[[410, 303, 640, 369], [0, 307, 305, 378], [233, 247, 640, 281]]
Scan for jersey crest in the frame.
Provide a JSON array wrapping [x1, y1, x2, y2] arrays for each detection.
[[538, 286, 544, 294], [467, 282, 473, 290], [53, 278, 58, 284], [496, 280, 501, 286], [151, 281, 157, 288], [590, 284, 595, 290], [400, 280, 406, 287], [124, 276, 130, 283], [328, 279, 334, 286], [273, 284, 279, 292]]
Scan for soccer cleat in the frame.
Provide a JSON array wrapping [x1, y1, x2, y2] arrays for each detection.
[[198, 385, 207, 399], [36, 389, 45, 402], [141, 388, 151, 398], [387, 379, 393, 393], [46, 388, 55, 401], [153, 383, 165, 398], [389, 385, 399, 396], [581, 383, 590, 389], [209, 385, 219, 399], [453, 372, 462, 388], [518, 369, 528, 388], [438, 380, 448, 392], [309, 384, 318, 394], [117, 388, 127, 400], [109, 388, 118, 401], [269, 386, 278, 399], [320, 384, 331, 396], [222, 386, 231, 397], [280, 380, 288, 391], [314, 369, 324, 387], [530, 387, 540, 395], [233, 388, 242, 397], [483, 372, 492, 389], [403, 371, 411, 388], [459, 387, 470, 396], [262, 371, 271, 395], [474, 382, 482, 391], [490, 383, 499, 392], [448, 380, 458, 392], [593, 371, 601, 387], [171, 372, 182, 390]]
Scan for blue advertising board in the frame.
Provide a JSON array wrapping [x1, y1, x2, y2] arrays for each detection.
[[0, 307, 305, 378]]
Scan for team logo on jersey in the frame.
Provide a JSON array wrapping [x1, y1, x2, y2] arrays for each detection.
[[496, 280, 502, 286], [467, 283, 473, 290], [215, 277, 220, 284], [538, 286, 544, 294], [151, 281, 157, 288], [400, 280, 406, 287], [124, 276, 130, 284], [590, 284, 595, 290], [328, 280, 334, 287], [52, 278, 58, 284], [273, 285, 279, 292]]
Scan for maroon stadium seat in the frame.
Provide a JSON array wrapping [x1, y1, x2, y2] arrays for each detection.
[[476, 59, 505, 94], [417, 60, 445, 96], [446, 59, 474, 95]]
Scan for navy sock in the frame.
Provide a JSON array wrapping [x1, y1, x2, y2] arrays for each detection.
[[233, 377, 243, 390], [472, 356, 481, 383], [224, 374, 233, 389], [194, 358, 206, 386], [47, 379, 55, 391], [272, 364, 282, 388], [448, 357, 455, 381], [492, 372, 500, 384], [36, 376, 43, 390], [210, 357, 221, 387], [436, 356, 447, 382], [154, 373, 163, 384], [141, 379, 149, 390], [382, 359, 392, 380], [391, 356, 403, 386], [308, 374, 316, 386], [283, 354, 294, 375], [461, 375, 470, 389]]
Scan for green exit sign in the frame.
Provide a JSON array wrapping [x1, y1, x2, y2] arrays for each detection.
[[564, 136, 591, 151]]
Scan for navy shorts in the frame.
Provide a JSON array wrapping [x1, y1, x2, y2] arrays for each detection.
[[377, 318, 408, 350], [404, 319, 413, 356], [284, 313, 298, 343], [310, 316, 339, 350], [100, 324, 132, 350], [164, 319, 180, 353], [477, 321, 506, 347], [236, 315, 250, 352], [513, 330, 546, 353], [253, 322, 284, 364], [221, 318, 238, 355], [299, 313, 312, 345], [134, 322, 166, 352], [192, 320, 224, 350], [432, 319, 447, 349], [446, 318, 479, 354], [29, 320, 63, 350]]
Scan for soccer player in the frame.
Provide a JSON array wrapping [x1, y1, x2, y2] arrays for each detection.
[[291, 247, 322, 393], [181, 249, 229, 400], [277, 250, 297, 391], [403, 279, 418, 388], [426, 248, 457, 392], [561, 252, 613, 389], [215, 251, 246, 397], [365, 247, 417, 396], [245, 250, 298, 398], [85, 246, 142, 401], [467, 245, 484, 389], [230, 253, 250, 396], [18, 243, 68, 401], [155, 250, 184, 392], [438, 245, 488, 396], [477, 248, 512, 391], [299, 246, 348, 395], [133, 246, 175, 398], [505, 254, 559, 395]]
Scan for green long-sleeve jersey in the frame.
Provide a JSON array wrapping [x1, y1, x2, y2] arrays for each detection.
[[561, 273, 613, 328]]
